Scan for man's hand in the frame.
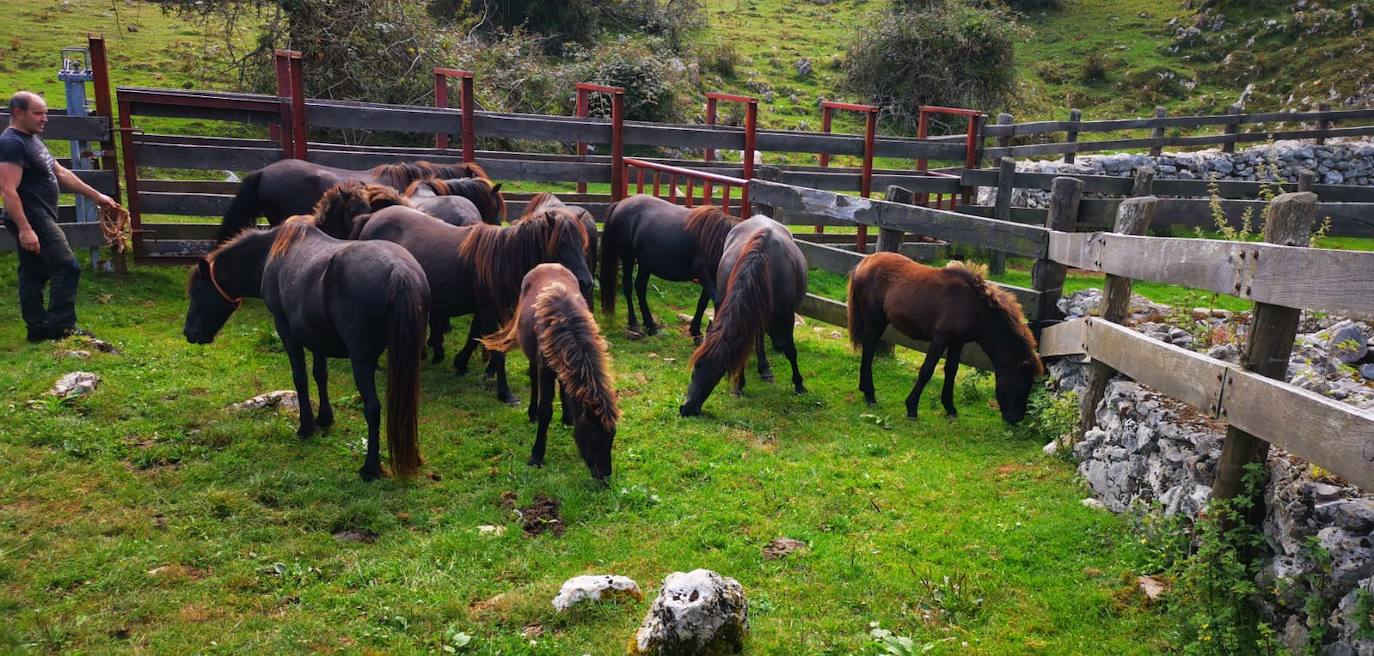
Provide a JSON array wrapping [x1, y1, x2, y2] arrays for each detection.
[[18, 226, 39, 253], [94, 193, 119, 213]]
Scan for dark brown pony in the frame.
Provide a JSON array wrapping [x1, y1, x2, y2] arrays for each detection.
[[480, 263, 619, 481], [600, 194, 738, 341], [352, 205, 593, 404], [404, 177, 505, 226], [215, 159, 498, 241], [309, 181, 411, 239], [524, 192, 598, 276], [679, 216, 808, 417], [847, 254, 1043, 423], [182, 218, 427, 481]]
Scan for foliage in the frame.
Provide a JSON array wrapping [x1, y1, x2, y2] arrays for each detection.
[[428, 0, 704, 50], [163, 0, 463, 107], [567, 37, 689, 123], [842, 0, 1026, 128], [1080, 52, 1110, 82], [1015, 385, 1078, 451]]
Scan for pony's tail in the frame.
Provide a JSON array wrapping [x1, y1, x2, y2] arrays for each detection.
[[478, 316, 520, 354], [691, 231, 773, 386], [385, 271, 426, 478], [599, 201, 622, 315], [216, 169, 263, 242], [846, 268, 866, 350]]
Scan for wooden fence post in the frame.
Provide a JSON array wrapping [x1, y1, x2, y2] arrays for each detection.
[[995, 113, 1014, 153], [1211, 192, 1318, 522], [1222, 104, 1241, 155], [1148, 106, 1167, 157], [1132, 165, 1156, 198], [1031, 176, 1082, 334], [1317, 103, 1332, 146], [1078, 192, 1159, 435], [989, 156, 1016, 275], [882, 185, 915, 253], [1298, 168, 1316, 192], [752, 166, 781, 218], [1064, 109, 1082, 164]]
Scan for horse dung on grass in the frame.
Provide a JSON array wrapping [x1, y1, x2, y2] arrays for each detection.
[[481, 263, 619, 482], [679, 215, 808, 417], [183, 218, 428, 481], [846, 254, 1043, 423]]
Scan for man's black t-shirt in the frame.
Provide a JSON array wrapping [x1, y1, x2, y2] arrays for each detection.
[[0, 126, 61, 223]]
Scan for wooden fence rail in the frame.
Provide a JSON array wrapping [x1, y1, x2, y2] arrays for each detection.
[[1040, 317, 1374, 493]]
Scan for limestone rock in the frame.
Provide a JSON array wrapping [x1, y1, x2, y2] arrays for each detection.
[[232, 390, 299, 413], [551, 574, 642, 612], [1327, 322, 1369, 364], [762, 537, 806, 560], [630, 569, 748, 655], [49, 371, 100, 398]]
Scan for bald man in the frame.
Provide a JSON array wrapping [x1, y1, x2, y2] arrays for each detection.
[[1, 91, 119, 342]]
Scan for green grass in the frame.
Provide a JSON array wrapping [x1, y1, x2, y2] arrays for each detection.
[[0, 255, 1175, 653]]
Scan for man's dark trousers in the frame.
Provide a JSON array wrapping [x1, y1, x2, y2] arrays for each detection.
[[4, 212, 80, 333]]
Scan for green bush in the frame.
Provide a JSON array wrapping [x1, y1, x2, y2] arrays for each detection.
[[842, 1, 1026, 127], [571, 38, 688, 123]]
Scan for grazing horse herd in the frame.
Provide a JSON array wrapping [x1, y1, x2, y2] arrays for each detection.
[[182, 160, 1043, 483]]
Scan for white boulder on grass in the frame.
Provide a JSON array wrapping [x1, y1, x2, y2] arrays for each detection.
[[551, 574, 642, 612], [630, 569, 748, 655]]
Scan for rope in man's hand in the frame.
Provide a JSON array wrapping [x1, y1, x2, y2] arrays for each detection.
[[98, 203, 131, 253]]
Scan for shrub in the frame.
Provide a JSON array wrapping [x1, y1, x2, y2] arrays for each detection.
[[699, 41, 742, 78], [571, 38, 688, 123], [842, 1, 1026, 128], [1080, 52, 1109, 82], [430, 0, 704, 50]]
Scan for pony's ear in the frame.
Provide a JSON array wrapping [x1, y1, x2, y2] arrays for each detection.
[[197, 258, 211, 276], [543, 208, 559, 227], [492, 183, 503, 194]]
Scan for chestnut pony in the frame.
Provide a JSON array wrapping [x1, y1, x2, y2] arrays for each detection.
[[847, 254, 1043, 423], [481, 263, 619, 481]]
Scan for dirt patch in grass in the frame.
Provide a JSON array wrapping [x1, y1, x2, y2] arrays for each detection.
[[519, 494, 564, 537]]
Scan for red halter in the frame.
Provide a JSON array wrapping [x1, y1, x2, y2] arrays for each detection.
[[207, 259, 243, 309]]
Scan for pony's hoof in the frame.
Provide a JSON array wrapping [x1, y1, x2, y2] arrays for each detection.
[[944, 411, 959, 420], [643, 324, 660, 336], [759, 372, 776, 383], [678, 404, 699, 417], [453, 363, 469, 376], [626, 329, 645, 340], [906, 412, 919, 421], [358, 465, 383, 481], [296, 425, 315, 439], [316, 411, 334, 428], [793, 385, 807, 395], [691, 333, 704, 346], [864, 396, 878, 406], [561, 415, 574, 427], [526, 458, 544, 468], [500, 393, 521, 407]]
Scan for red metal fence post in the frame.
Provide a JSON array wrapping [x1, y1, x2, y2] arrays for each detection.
[[460, 74, 475, 163], [612, 89, 625, 200], [115, 96, 142, 256], [287, 51, 306, 159], [704, 95, 718, 201], [743, 98, 756, 215], [433, 68, 449, 150], [575, 86, 590, 194], [87, 35, 117, 200]]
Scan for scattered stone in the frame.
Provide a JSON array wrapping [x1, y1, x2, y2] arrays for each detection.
[[762, 537, 806, 560], [518, 494, 564, 537], [59, 350, 91, 360], [1327, 322, 1369, 364], [630, 569, 749, 656], [75, 336, 119, 353], [794, 57, 813, 78], [1042, 440, 1060, 456], [522, 624, 544, 640], [551, 574, 643, 611], [232, 390, 298, 413], [1206, 343, 1239, 363], [1360, 363, 1374, 380], [829, 330, 842, 339], [1137, 575, 1170, 601], [333, 529, 378, 543], [49, 371, 100, 398], [477, 524, 506, 537], [1080, 497, 1107, 511]]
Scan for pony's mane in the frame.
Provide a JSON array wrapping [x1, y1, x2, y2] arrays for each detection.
[[369, 160, 490, 187], [310, 181, 408, 238], [684, 205, 738, 268], [402, 179, 437, 197], [945, 261, 1043, 375], [268, 215, 317, 262], [534, 282, 619, 431], [524, 191, 559, 215], [458, 212, 586, 319], [689, 229, 773, 384]]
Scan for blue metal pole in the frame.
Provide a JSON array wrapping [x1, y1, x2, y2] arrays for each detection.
[[59, 47, 100, 270]]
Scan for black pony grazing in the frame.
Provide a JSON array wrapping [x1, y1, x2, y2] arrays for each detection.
[[182, 218, 428, 481], [404, 177, 505, 227], [352, 205, 593, 404], [524, 192, 598, 275], [215, 159, 499, 242], [847, 255, 1044, 423], [480, 263, 619, 481], [679, 215, 808, 417], [600, 194, 738, 341]]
